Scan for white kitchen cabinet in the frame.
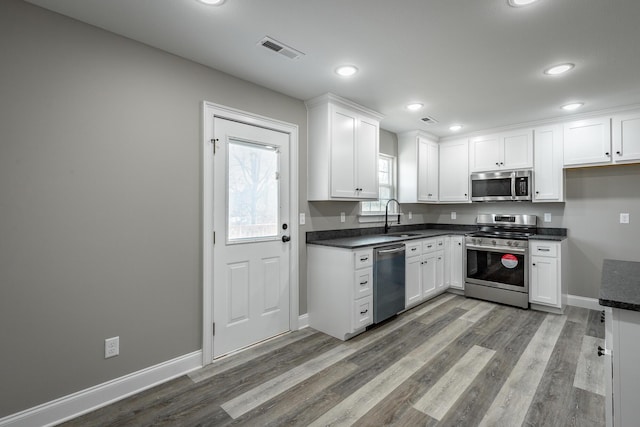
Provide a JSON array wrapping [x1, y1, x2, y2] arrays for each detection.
[[307, 245, 373, 340], [398, 131, 439, 203], [306, 93, 383, 201], [533, 124, 564, 202], [612, 110, 640, 164], [529, 240, 567, 313], [439, 139, 470, 202], [603, 306, 640, 427], [405, 237, 448, 308], [449, 235, 465, 290], [469, 129, 533, 172], [563, 116, 612, 167]]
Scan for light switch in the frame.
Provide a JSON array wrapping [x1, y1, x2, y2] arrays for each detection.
[[451, 212, 457, 220], [620, 213, 630, 224], [408, 212, 412, 220], [299, 213, 305, 225], [340, 212, 346, 223], [544, 213, 552, 223]]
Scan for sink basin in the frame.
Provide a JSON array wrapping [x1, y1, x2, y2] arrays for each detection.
[[387, 233, 422, 238]]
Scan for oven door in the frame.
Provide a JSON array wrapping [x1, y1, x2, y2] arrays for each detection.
[[465, 244, 528, 293]]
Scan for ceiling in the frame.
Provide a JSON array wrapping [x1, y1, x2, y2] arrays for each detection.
[[25, 0, 640, 137]]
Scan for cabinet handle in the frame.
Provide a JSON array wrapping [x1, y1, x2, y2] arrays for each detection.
[[538, 248, 551, 252], [597, 345, 605, 357], [411, 247, 417, 252], [360, 309, 368, 315], [500, 162, 504, 165], [360, 281, 368, 285], [495, 162, 500, 166], [532, 263, 536, 266], [605, 152, 610, 156], [458, 242, 462, 246], [464, 193, 468, 197], [616, 151, 621, 155], [360, 256, 369, 261]]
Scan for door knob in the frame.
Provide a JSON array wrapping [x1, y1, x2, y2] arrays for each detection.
[[282, 235, 291, 242]]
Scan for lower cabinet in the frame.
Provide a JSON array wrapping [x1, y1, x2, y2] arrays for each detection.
[[405, 236, 451, 309], [529, 240, 567, 312], [449, 236, 465, 290], [307, 245, 373, 340], [603, 307, 640, 427]]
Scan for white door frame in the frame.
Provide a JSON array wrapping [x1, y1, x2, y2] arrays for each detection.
[[202, 101, 299, 365]]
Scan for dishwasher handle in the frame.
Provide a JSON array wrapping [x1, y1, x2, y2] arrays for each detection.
[[376, 247, 405, 254]]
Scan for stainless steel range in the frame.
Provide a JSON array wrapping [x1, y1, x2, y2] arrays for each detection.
[[464, 214, 537, 309]]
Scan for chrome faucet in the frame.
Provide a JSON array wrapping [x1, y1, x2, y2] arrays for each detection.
[[384, 198, 401, 234]]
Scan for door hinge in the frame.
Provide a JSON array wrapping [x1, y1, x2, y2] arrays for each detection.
[[212, 322, 215, 336], [211, 138, 219, 154]]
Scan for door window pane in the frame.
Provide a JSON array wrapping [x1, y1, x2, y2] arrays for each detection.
[[227, 139, 279, 241]]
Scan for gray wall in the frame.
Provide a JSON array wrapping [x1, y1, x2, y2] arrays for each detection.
[[0, 0, 306, 417]]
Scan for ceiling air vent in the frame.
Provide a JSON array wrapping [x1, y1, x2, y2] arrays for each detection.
[[420, 116, 439, 124], [258, 36, 305, 60]]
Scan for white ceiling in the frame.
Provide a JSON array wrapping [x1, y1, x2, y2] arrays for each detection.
[[25, 0, 640, 137]]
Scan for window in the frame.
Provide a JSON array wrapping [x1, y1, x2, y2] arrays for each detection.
[[360, 154, 397, 214]]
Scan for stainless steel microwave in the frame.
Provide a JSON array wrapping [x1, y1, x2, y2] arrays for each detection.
[[470, 170, 532, 202]]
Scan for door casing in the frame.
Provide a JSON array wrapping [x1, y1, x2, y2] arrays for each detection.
[[202, 101, 299, 365]]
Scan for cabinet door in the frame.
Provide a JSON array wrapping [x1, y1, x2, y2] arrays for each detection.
[[563, 117, 612, 167], [443, 237, 451, 288], [439, 139, 469, 202], [435, 250, 445, 291], [529, 256, 559, 307], [330, 106, 358, 198], [352, 296, 373, 331], [450, 236, 464, 290], [470, 134, 501, 172], [405, 255, 422, 307], [356, 117, 379, 199], [533, 125, 564, 202], [422, 253, 437, 298], [612, 111, 640, 164], [417, 138, 438, 202], [502, 129, 533, 169]]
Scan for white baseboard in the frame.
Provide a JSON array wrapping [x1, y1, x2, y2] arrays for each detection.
[[0, 350, 202, 427], [567, 294, 601, 311], [298, 313, 309, 329]]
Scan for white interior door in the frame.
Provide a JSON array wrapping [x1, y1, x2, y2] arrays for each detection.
[[212, 117, 291, 358]]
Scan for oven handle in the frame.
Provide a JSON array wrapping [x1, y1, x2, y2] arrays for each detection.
[[466, 244, 526, 254]]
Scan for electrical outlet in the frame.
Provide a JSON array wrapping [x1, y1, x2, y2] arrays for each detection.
[[299, 213, 305, 225], [340, 212, 345, 223], [105, 336, 119, 358], [408, 212, 412, 220], [544, 213, 552, 223], [451, 212, 457, 220], [620, 213, 630, 224]]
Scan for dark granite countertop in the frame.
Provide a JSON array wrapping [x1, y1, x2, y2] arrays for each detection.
[[599, 259, 640, 311], [307, 229, 468, 249], [529, 234, 567, 241]]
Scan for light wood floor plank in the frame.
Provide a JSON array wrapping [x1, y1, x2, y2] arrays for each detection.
[[309, 306, 495, 427], [478, 313, 567, 427], [574, 335, 605, 396], [459, 301, 496, 323], [413, 345, 496, 420]]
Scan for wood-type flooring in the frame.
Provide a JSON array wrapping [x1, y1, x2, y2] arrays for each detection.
[[61, 294, 605, 426]]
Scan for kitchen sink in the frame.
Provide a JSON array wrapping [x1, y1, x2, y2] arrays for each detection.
[[387, 232, 423, 238]]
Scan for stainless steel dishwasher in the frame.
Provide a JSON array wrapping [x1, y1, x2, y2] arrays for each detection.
[[373, 244, 406, 324]]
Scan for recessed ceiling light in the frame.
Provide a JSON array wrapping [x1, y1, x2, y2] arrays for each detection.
[[544, 63, 575, 76], [199, 0, 225, 5], [449, 124, 463, 132], [561, 102, 584, 111], [508, 0, 539, 7], [335, 65, 358, 77], [406, 103, 424, 111]]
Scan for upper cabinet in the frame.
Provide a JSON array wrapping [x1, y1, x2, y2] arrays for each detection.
[[469, 129, 533, 172], [563, 116, 611, 167], [439, 138, 469, 202], [612, 111, 640, 164], [398, 131, 439, 203], [306, 93, 383, 201], [533, 124, 564, 202]]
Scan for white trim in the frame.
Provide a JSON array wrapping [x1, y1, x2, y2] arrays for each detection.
[[567, 294, 601, 310], [0, 351, 202, 427], [298, 313, 309, 329], [202, 101, 299, 366]]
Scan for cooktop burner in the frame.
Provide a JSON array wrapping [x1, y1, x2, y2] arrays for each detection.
[[468, 213, 538, 241]]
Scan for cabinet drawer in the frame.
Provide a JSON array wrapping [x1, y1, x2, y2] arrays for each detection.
[[354, 268, 373, 299], [354, 249, 373, 269], [405, 241, 422, 257], [436, 238, 445, 250], [530, 241, 558, 257], [353, 296, 373, 330], [423, 239, 438, 253]]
